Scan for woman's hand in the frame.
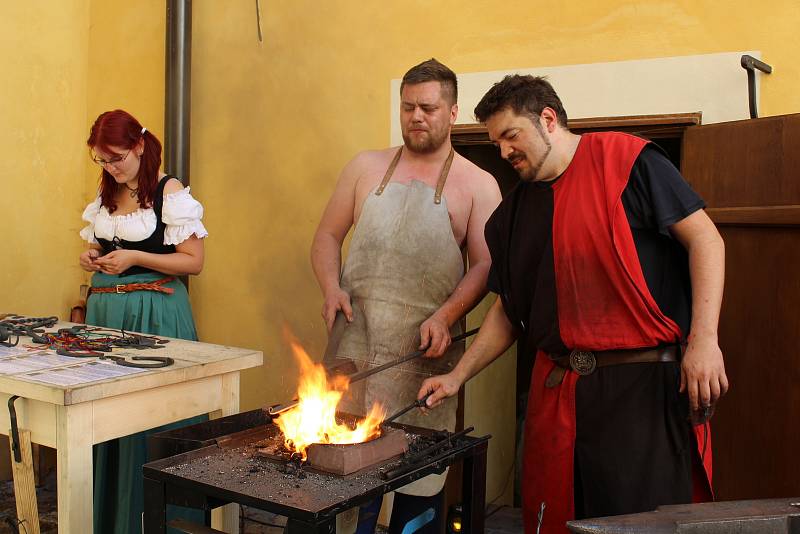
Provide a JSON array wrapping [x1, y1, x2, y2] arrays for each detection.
[[93, 250, 141, 275], [79, 249, 102, 272]]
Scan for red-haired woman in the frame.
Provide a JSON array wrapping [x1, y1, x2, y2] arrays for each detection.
[[79, 109, 207, 533]]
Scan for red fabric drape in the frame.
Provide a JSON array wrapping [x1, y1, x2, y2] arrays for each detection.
[[521, 133, 712, 533]]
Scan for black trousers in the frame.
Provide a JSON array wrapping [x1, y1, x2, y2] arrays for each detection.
[[573, 361, 695, 519]]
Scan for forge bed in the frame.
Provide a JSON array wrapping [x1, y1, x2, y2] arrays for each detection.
[[142, 408, 489, 533]]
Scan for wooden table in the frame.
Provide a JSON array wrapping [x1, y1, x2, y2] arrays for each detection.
[[0, 321, 262, 534]]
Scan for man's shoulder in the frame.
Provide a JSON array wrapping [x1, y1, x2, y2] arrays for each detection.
[[451, 152, 499, 193], [348, 147, 398, 168], [340, 147, 398, 183]]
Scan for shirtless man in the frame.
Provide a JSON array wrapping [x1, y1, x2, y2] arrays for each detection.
[[311, 59, 501, 534]]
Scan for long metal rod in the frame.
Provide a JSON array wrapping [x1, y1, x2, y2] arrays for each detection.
[[268, 328, 480, 416], [165, 0, 192, 184], [345, 327, 480, 384]]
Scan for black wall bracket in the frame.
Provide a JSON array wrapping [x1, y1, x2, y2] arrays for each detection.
[[741, 54, 773, 119]]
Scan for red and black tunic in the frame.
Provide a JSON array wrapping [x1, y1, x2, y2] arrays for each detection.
[[485, 132, 712, 533]]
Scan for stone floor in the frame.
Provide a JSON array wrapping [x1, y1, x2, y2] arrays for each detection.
[[0, 472, 58, 533]]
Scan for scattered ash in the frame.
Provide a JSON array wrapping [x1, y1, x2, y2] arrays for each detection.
[[163, 428, 387, 513], [407, 430, 450, 454], [162, 426, 465, 513]]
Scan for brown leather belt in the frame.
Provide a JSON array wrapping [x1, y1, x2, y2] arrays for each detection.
[[89, 276, 176, 296], [545, 345, 681, 388]]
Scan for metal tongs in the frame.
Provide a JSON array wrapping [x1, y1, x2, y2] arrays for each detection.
[[382, 392, 432, 428], [268, 327, 479, 416]]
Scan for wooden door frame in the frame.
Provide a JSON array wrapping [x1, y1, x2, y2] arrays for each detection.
[[451, 112, 703, 146]]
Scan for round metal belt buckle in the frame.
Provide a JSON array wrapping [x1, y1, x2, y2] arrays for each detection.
[[569, 350, 596, 375]]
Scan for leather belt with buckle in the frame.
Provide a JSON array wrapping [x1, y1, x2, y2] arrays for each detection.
[[544, 345, 682, 388], [88, 276, 176, 296]]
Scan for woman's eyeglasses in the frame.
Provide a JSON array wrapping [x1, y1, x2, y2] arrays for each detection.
[[92, 150, 131, 167]]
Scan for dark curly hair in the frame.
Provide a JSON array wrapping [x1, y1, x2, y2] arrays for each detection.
[[474, 75, 568, 128]]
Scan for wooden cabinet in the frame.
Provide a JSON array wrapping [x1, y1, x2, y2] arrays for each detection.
[[682, 114, 800, 500]]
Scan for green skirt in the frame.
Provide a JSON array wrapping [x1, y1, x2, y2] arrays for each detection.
[[87, 271, 206, 534]]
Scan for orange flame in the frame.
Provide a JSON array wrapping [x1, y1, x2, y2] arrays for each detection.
[[276, 329, 385, 459]]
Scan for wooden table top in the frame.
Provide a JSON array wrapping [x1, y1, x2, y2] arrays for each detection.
[[0, 321, 263, 405]]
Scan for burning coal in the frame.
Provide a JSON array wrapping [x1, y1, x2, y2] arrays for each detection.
[[276, 328, 385, 460]]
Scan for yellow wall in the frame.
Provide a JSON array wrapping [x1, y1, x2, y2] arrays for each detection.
[[0, 0, 166, 318], [2, 0, 799, 504], [189, 0, 800, 408], [85, 0, 166, 202], [189, 1, 799, 504], [0, 1, 90, 316]]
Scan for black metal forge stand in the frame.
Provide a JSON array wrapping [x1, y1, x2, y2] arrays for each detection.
[[142, 409, 489, 533]]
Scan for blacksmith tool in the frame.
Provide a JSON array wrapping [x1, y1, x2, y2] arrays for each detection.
[[378, 426, 478, 480], [0, 325, 19, 347], [113, 332, 167, 349], [56, 348, 106, 358], [0, 315, 58, 347], [382, 393, 432, 427], [8, 396, 22, 463], [268, 328, 480, 416], [102, 354, 174, 368], [346, 327, 480, 384]]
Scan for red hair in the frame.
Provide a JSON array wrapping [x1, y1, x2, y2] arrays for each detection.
[[87, 109, 162, 213]]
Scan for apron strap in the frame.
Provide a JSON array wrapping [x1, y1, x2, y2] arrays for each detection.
[[376, 145, 456, 205], [434, 147, 455, 205], [375, 147, 403, 196]]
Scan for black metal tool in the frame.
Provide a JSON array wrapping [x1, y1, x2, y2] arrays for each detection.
[[379, 426, 477, 480], [741, 54, 772, 119], [0, 315, 59, 347], [56, 348, 106, 358], [8, 396, 21, 463], [345, 327, 480, 385], [103, 354, 175, 368], [382, 393, 431, 427], [0, 325, 19, 348], [269, 328, 480, 416], [109, 333, 166, 350]]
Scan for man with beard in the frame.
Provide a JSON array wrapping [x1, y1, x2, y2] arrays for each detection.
[[418, 75, 728, 533], [311, 59, 500, 533]]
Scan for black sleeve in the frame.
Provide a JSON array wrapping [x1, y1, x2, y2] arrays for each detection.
[[484, 215, 503, 295], [622, 145, 706, 235], [487, 263, 501, 295]]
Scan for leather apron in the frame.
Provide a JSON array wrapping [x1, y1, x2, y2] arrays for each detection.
[[325, 146, 464, 496]]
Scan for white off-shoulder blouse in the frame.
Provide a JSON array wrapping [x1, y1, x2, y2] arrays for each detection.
[[79, 187, 208, 245]]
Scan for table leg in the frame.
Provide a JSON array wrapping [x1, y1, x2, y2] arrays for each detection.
[[210, 372, 240, 533], [462, 441, 488, 534], [142, 475, 166, 534], [56, 403, 93, 534]]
